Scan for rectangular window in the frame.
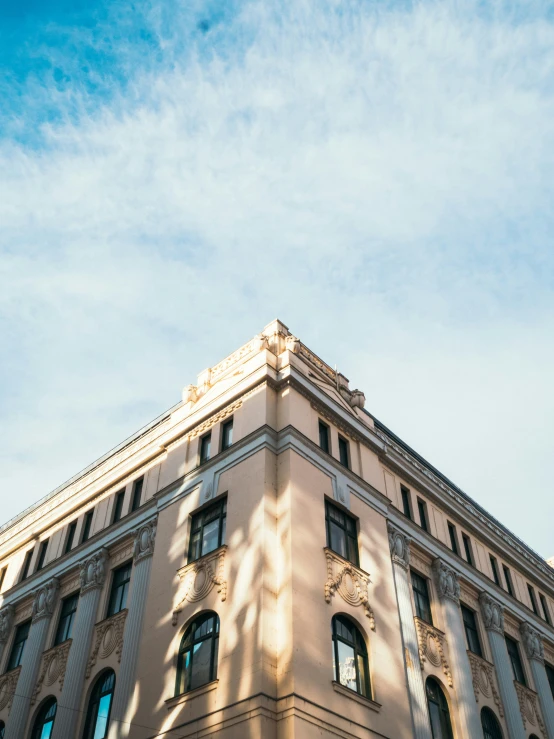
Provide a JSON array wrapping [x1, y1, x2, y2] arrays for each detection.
[[81, 510, 94, 544], [490, 555, 501, 586], [411, 571, 433, 625], [0, 566, 6, 592], [527, 584, 539, 615], [112, 489, 125, 524], [325, 500, 359, 566], [188, 498, 227, 563], [221, 419, 234, 451], [540, 594, 552, 626], [107, 562, 132, 617], [401, 486, 412, 520], [417, 498, 428, 531], [318, 421, 330, 454], [36, 540, 49, 572], [462, 534, 474, 567], [461, 605, 482, 657], [130, 477, 143, 513], [505, 635, 526, 685], [545, 663, 554, 700], [448, 523, 459, 556], [54, 593, 79, 645], [200, 433, 211, 465], [21, 550, 33, 582], [338, 436, 350, 468], [503, 565, 515, 597], [64, 521, 77, 555], [7, 620, 31, 670]]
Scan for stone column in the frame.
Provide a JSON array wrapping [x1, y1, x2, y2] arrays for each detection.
[[479, 592, 526, 739], [108, 519, 156, 739], [520, 622, 554, 739], [387, 523, 433, 739], [5, 577, 59, 739], [0, 605, 15, 669], [432, 559, 482, 738], [51, 547, 109, 739]]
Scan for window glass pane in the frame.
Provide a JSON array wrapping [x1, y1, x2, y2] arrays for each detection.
[[357, 653, 369, 697], [190, 639, 213, 691], [202, 519, 220, 555], [92, 693, 112, 739], [329, 521, 347, 559], [336, 640, 357, 691], [428, 701, 443, 738]]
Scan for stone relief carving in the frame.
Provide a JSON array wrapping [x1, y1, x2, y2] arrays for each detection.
[[187, 399, 243, 441], [285, 335, 300, 354], [387, 523, 410, 570], [433, 559, 460, 604], [31, 640, 72, 705], [133, 519, 157, 564], [414, 617, 453, 687], [32, 577, 60, 623], [514, 681, 546, 735], [324, 549, 375, 630], [79, 548, 108, 594], [0, 666, 21, 713], [0, 605, 15, 645], [467, 651, 504, 717], [479, 593, 505, 634], [86, 609, 127, 678], [520, 622, 544, 664], [182, 384, 198, 404], [172, 547, 227, 625]]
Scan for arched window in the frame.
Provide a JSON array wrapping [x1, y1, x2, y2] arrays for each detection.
[[176, 612, 219, 695], [31, 697, 57, 739], [82, 670, 115, 739], [331, 615, 371, 698], [426, 677, 453, 739], [481, 707, 503, 739]]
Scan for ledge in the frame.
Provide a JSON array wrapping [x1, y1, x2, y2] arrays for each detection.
[[332, 681, 381, 712], [165, 679, 219, 709]]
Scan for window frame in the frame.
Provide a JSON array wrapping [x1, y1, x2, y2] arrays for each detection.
[[221, 418, 234, 451], [130, 478, 143, 513], [81, 510, 94, 545], [64, 521, 77, 555], [21, 549, 33, 582], [36, 539, 49, 573], [539, 594, 552, 625], [112, 489, 126, 524], [331, 614, 371, 699], [54, 592, 79, 646], [325, 499, 359, 567], [30, 697, 57, 739], [106, 562, 132, 618], [481, 706, 503, 739], [199, 433, 212, 465], [82, 669, 116, 739], [175, 612, 220, 696], [411, 570, 433, 625], [527, 584, 539, 615], [318, 420, 330, 454], [187, 497, 227, 564], [503, 565, 515, 597], [401, 486, 412, 520], [461, 604, 483, 657], [0, 566, 7, 593], [417, 497, 428, 531], [7, 620, 31, 671], [545, 662, 554, 700], [426, 677, 454, 739], [338, 435, 350, 469], [489, 555, 501, 586], [505, 635, 526, 686], [447, 522, 459, 556], [462, 533, 474, 567]]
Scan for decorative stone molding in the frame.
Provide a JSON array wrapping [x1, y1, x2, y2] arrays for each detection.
[[133, 519, 156, 564], [467, 651, 504, 717], [520, 622, 545, 664], [479, 593, 505, 634], [459, 584, 480, 612], [0, 666, 21, 713], [109, 539, 134, 568], [172, 547, 227, 625], [433, 559, 460, 604], [285, 335, 300, 354], [410, 550, 432, 578], [31, 639, 72, 705], [32, 577, 60, 623], [210, 334, 269, 382], [60, 573, 81, 598], [514, 680, 546, 734], [324, 549, 375, 629], [182, 384, 198, 404], [0, 605, 15, 645], [187, 399, 243, 441], [79, 548, 108, 594], [297, 343, 335, 381], [414, 617, 453, 687], [387, 523, 410, 570], [86, 609, 127, 678]]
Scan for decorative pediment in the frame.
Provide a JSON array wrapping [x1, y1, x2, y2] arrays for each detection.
[[324, 549, 375, 629], [86, 609, 127, 678], [514, 681, 545, 736], [414, 617, 452, 687], [0, 666, 21, 713], [467, 651, 504, 717], [31, 640, 72, 704], [172, 546, 227, 625]]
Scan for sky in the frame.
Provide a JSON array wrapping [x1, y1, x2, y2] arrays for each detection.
[[0, 0, 553, 557]]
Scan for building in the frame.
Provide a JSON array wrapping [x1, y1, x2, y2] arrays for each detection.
[[0, 319, 553, 739]]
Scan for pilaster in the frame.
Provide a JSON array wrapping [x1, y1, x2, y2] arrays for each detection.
[[520, 622, 554, 738]]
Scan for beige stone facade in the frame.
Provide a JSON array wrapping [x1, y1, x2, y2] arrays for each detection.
[[0, 319, 553, 739]]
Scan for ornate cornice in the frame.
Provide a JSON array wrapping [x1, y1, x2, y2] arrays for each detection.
[[31, 639, 71, 704], [86, 609, 127, 678], [467, 651, 504, 717], [133, 519, 156, 564], [479, 592, 505, 634], [520, 622, 544, 664], [31, 577, 60, 623], [387, 523, 410, 570], [324, 548, 375, 629], [0, 604, 15, 645], [414, 617, 453, 687], [433, 559, 460, 604], [172, 546, 227, 625], [79, 547, 108, 594]]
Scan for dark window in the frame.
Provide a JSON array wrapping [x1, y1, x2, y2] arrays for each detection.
[[540, 594, 551, 625], [461, 605, 482, 657], [0, 720, 4, 738], [64, 522, 77, 555], [54, 593, 79, 645], [545, 662, 554, 700], [527, 584, 539, 615], [0, 566, 7, 592], [411, 571, 433, 625], [7, 620, 31, 670], [338, 436, 350, 468], [401, 486, 412, 519], [188, 498, 227, 563], [447, 523, 459, 556], [325, 500, 358, 566], [176, 612, 219, 695], [417, 498, 428, 531], [481, 707, 503, 739], [112, 490, 125, 524], [30, 697, 57, 739], [221, 419, 233, 451], [331, 615, 370, 698], [83, 669, 115, 739], [130, 478, 143, 513], [503, 565, 514, 597], [200, 433, 211, 464], [81, 510, 94, 544], [505, 636, 526, 685], [36, 540, 49, 572], [318, 421, 330, 454], [426, 677, 453, 739], [21, 550, 33, 582], [107, 563, 132, 617], [490, 556, 501, 586], [462, 534, 474, 566]]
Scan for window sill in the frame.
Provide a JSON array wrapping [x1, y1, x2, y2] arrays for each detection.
[[166, 679, 219, 709], [332, 682, 381, 712]]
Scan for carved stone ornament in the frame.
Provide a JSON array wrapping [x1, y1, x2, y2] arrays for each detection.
[[414, 617, 453, 687], [467, 650, 504, 717], [0, 666, 21, 713], [133, 519, 156, 564], [387, 523, 410, 570], [349, 390, 366, 409], [520, 622, 544, 664], [86, 609, 127, 678], [31, 639, 72, 705], [79, 547, 108, 594], [479, 592, 505, 634], [182, 384, 198, 404], [285, 335, 300, 354], [0, 605, 15, 645], [32, 577, 60, 623], [432, 559, 460, 604], [172, 547, 227, 625], [514, 680, 546, 734], [324, 549, 375, 630]]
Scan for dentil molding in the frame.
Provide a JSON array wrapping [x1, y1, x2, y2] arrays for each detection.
[[172, 547, 227, 626], [324, 549, 375, 630]]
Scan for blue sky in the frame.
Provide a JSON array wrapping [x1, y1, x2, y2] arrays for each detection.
[[1, 0, 553, 557]]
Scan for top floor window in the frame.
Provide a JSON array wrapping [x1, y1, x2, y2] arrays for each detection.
[[400, 486, 412, 519], [188, 498, 227, 563], [112, 489, 125, 524], [461, 605, 482, 657], [540, 594, 552, 626], [338, 436, 350, 469], [130, 477, 143, 513], [325, 500, 358, 566], [221, 419, 233, 451], [411, 571, 433, 625], [36, 539, 49, 572], [417, 498, 428, 532], [503, 565, 515, 597], [7, 620, 31, 670], [462, 534, 474, 567], [319, 421, 330, 454], [505, 635, 526, 685], [64, 521, 77, 555], [545, 662, 554, 700], [200, 433, 211, 465], [489, 555, 501, 586], [81, 510, 94, 544], [0, 566, 6, 592], [21, 550, 33, 582], [447, 523, 459, 556], [527, 584, 539, 615], [107, 562, 132, 617]]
